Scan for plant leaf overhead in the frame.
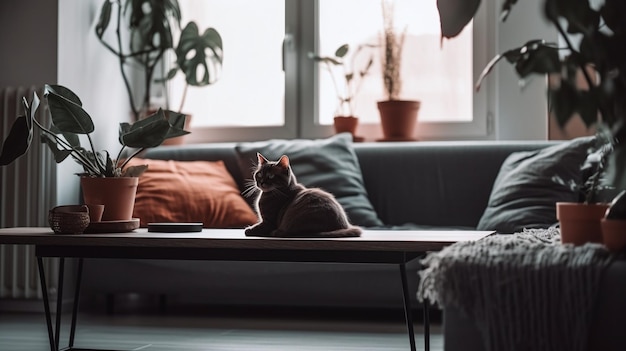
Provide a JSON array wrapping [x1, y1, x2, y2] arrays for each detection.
[[437, 0, 481, 39], [44, 85, 95, 135]]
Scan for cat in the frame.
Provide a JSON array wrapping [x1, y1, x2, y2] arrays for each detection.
[[244, 153, 361, 238]]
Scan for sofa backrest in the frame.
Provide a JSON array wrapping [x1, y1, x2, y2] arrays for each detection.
[[144, 140, 558, 228]]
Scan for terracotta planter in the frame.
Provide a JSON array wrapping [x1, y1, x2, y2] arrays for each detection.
[[80, 177, 139, 221], [377, 100, 420, 141], [333, 116, 359, 135], [601, 219, 626, 252], [556, 202, 609, 245]]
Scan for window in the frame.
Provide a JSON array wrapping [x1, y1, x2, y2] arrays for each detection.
[[175, 0, 491, 143]]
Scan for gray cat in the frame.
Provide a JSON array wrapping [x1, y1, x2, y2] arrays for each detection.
[[244, 153, 361, 238]]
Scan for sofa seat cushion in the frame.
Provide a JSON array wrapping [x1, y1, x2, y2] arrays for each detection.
[[128, 158, 258, 228], [235, 133, 384, 227], [477, 136, 599, 234]]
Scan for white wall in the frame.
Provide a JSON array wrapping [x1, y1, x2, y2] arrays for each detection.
[[56, 0, 130, 205]]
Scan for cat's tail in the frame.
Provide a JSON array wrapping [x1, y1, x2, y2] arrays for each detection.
[[315, 226, 362, 238], [269, 226, 362, 238]]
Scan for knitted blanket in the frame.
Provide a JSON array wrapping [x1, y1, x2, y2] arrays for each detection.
[[417, 228, 613, 351]]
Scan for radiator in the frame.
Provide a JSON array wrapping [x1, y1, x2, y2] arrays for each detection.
[[0, 86, 59, 300]]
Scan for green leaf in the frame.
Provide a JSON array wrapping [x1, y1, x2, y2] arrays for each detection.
[[119, 109, 172, 148], [437, 0, 482, 39], [44, 85, 95, 134], [121, 119, 171, 148], [175, 22, 223, 87], [40, 134, 72, 163], [0, 116, 32, 166], [335, 44, 349, 58], [49, 122, 81, 148], [95, 0, 112, 39], [513, 43, 561, 77]]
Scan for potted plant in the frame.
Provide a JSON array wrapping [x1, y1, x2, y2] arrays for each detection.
[[309, 43, 376, 141], [0, 84, 189, 221], [377, 0, 420, 141], [95, 0, 223, 124], [437, 0, 626, 244], [553, 140, 613, 245]]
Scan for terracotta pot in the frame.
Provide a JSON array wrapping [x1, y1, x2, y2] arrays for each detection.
[[377, 100, 420, 141], [333, 116, 359, 135], [80, 177, 139, 221], [556, 202, 609, 245], [601, 218, 626, 252]]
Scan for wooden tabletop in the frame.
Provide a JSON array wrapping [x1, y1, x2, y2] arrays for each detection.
[[0, 227, 493, 253]]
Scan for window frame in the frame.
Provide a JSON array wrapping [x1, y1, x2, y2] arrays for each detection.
[[186, 0, 495, 143]]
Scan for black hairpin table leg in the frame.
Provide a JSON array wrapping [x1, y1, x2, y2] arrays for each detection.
[[400, 263, 417, 351], [68, 258, 84, 348], [37, 257, 56, 351], [36, 257, 85, 351]]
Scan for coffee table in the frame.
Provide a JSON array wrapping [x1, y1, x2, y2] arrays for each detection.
[[0, 227, 492, 351]]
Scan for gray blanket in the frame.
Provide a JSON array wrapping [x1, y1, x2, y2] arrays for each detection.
[[417, 228, 613, 351]]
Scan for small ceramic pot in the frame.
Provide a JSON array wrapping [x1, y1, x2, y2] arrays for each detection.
[[85, 204, 105, 223]]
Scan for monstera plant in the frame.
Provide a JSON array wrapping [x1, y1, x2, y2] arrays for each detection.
[[437, 0, 626, 190], [95, 0, 223, 120], [0, 84, 188, 177]]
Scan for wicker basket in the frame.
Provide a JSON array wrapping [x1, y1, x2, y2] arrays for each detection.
[[48, 205, 90, 234]]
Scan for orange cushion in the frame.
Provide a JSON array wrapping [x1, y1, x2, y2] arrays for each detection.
[[126, 158, 258, 228]]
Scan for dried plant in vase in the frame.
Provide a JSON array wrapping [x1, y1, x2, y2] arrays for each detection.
[[377, 0, 420, 141]]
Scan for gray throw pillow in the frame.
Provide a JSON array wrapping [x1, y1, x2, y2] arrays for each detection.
[[235, 133, 384, 227], [477, 136, 598, 234]]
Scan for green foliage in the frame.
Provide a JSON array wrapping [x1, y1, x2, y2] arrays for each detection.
[[0, 85, 189, 177], [309, 44, 376, 117], [95, 0, 223, 119], [437, 0, 626, 191]]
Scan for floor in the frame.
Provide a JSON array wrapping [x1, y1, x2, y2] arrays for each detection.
[[0, 304, 443, 351]]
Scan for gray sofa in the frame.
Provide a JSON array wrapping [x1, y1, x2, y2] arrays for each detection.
[[82, 139, 559, 310]]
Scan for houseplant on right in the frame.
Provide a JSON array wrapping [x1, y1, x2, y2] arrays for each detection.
[[309, 43, 375, 140], [437, 0, 626, 245], [0, 84, 189, 221], [377, 0, 420, 141]]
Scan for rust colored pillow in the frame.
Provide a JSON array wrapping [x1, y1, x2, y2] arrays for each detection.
[[127, 158, 258, 228]]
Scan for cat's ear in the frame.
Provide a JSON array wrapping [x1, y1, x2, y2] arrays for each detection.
[[257, 152, 269, 165], [277, 155, 290, 168]]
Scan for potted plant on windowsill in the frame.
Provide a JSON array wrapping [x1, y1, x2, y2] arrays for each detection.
[[437, 0, 626, 245], [377, 0, 420, 142], [0, 84, 189, 221], [309, 43, 376, 142], [95, 0, 223, 136]]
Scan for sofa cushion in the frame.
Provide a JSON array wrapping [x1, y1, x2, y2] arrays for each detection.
[[477, 136, 598, 234], [235, 133, 384, 227], [128, 158, 258, 228]]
